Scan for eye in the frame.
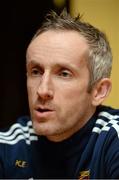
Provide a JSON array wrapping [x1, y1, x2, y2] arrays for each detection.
[[31, 68, 39, 75], [30, 67, 43, 76], [58, 70, 72, 78]]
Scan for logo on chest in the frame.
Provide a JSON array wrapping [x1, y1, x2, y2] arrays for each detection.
[[15, 160, 28, 168], [78, 170, 90, 179]]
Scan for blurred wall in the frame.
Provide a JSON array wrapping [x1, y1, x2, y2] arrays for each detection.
[[70, 0, 119, 108], [1, 0, 70, 128], [1, 0, 55, 128]]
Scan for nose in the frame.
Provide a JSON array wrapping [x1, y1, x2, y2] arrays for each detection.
[[37, 73, 54, 101]]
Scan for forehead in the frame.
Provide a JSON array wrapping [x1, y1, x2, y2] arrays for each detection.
[[26, 30, 89, 66]]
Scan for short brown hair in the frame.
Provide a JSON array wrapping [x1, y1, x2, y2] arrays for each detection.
[[31, 10, 112, 91]]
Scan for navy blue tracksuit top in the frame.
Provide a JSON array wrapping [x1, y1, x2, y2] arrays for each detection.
[[0, 105, 119, 179]]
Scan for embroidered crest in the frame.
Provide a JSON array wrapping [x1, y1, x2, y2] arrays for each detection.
[[78, 170, 90, 179], [15, 160, 28, 168]]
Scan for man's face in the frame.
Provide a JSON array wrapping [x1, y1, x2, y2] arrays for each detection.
[[26, 30, 95, 141]]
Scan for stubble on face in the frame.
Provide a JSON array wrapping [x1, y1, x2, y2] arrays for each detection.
[[26, 30, 96, 142]]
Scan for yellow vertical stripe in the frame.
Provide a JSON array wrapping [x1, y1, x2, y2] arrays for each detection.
[[70, 0, 119, 108]]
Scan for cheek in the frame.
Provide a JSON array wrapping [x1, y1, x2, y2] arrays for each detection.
[[27, 80, 38, 105], [57, 82, 91, 115], [58, 83, 88, 103], [57, 90, 92, 128]]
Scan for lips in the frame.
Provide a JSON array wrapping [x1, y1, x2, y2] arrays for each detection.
[[35, 106, 53, 113], [33, 106, 55, 119], [37, 108, 52, 113]]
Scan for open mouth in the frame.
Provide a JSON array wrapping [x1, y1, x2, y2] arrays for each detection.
[[37, 108, 52, 113]]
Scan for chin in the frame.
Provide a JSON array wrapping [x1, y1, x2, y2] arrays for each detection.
[[32, 121, 53, 136]]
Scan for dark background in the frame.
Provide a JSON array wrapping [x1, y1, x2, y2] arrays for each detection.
[[1, 0, 69, 128]]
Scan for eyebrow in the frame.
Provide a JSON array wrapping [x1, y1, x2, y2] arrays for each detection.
[[26, 60, 80, 73], [26, 60, 42, 68]]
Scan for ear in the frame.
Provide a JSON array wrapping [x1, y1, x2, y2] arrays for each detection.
[[91, 78, 112, 106]]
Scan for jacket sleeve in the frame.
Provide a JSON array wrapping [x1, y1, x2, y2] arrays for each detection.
[[0, 143, 5, 178], [0, 161, 4, 178], [105, 127, 119, 178]]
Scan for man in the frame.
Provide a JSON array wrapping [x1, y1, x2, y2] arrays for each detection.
[[0, 10, 119, 179]]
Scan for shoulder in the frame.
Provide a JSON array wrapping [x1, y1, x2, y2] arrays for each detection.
[[92, 105, 119, 135], [89, 106, 119, 178], [0, 116, 38, 145], [93, 106, 119, 178]]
